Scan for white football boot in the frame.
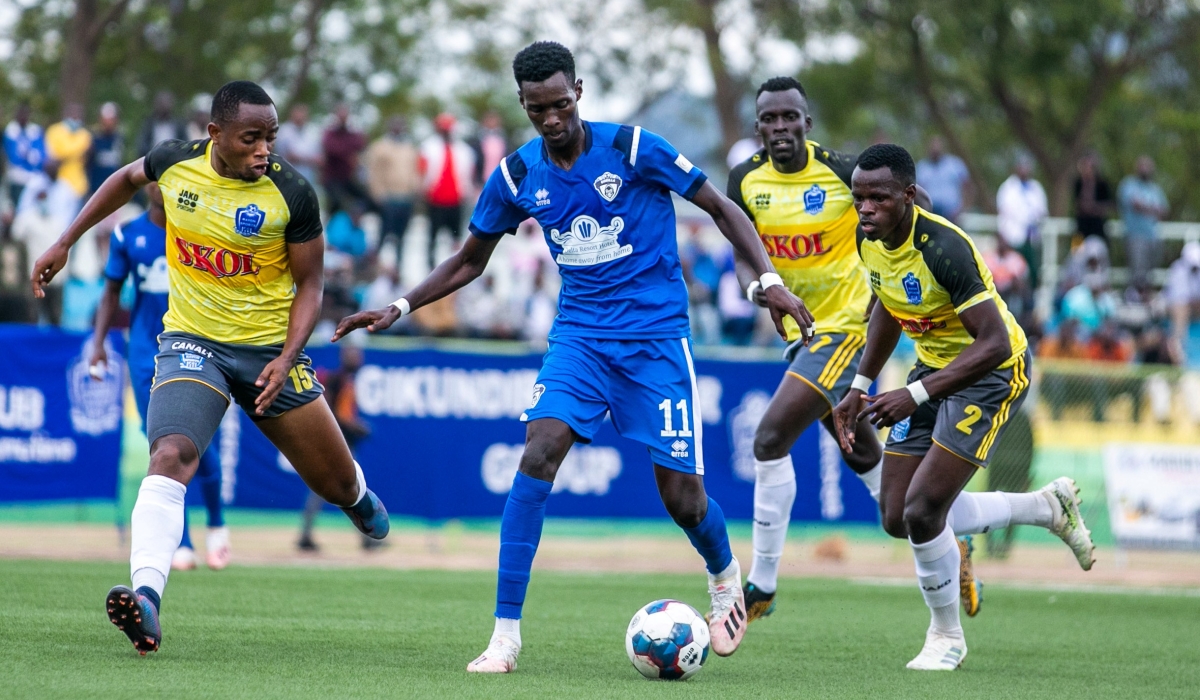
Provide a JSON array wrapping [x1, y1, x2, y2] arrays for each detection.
[[171, 546, 197, 571], [906, 631, 967, 670], [707, 557, 748, 657], [466, 635, 520, 673], [206, 526, 232, 571], [1040, 477, 1096, 571]]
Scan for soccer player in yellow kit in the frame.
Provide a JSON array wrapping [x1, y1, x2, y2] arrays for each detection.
[[833, 144, 1095, 670], [729, 77, 991, 621], [31, 81, 390, 655]]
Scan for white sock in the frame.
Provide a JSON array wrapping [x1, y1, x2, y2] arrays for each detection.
[[946, 492, 1012, 535], [857, 463, 882, 502], [351, 461, 367, 506], [747, 456, 795, 594], [129, 475, 186, 598], [1004, 491, 1054, 528], [708, 557, 739, 584], [910, 525, 962, 638], [493, 617, 521, 647]]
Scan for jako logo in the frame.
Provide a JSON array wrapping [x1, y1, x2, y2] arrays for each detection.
[[175, 237, 260, 278], [760, 232, 828, 261], [481, 443, 622, 496]]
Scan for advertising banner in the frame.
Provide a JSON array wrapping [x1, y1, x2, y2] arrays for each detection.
[[1104, 443, 1200, 549], [223, 344, 879, 524], [0, 325, 125, 503]]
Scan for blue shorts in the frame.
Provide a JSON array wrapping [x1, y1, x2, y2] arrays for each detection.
[[521, 336, 705, 474], [129, 360, 155, 428]]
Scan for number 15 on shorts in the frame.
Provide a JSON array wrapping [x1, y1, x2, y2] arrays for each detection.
[[659, 399, 693, 437]]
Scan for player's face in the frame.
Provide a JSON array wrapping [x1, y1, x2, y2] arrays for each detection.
[[209, 103, 279, 182], [755, 89, 811, 167], [851, 167, 916, 242], [519, 72, 583, 151]]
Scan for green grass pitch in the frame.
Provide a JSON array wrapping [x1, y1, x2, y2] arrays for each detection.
[[3, 560, 1196, 699]]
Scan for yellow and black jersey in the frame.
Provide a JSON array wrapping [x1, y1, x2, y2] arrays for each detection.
[[727, 141, 868, 337], [144, 139, 322, 346], [856, 206, 1027, 370]]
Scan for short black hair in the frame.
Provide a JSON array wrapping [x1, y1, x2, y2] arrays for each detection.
[[756, 76, 807, 99], [856, 143, 916, 186], [512, 41, 576, 86], [210, 80, 274, 125]]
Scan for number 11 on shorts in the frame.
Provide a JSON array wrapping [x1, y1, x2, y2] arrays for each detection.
[[659, 399, 692, 437]]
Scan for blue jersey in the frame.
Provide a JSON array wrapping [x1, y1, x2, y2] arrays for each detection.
[[104, 213, 170, 371], [469, 122, 707, 339]]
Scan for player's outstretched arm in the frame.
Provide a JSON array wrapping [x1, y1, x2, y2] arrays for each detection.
[[88, 279, 125, 379], [832, 300, 901, 452], [332, 234, 501, 342], [30, 159, 149, 298], [690, 181, 814, 341], [858, 300, 1012, 433]]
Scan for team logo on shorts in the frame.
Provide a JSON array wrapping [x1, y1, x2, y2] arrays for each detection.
[[593, 172, 622, 202], [891, 417, 911, 442], [670, 439, 689, 458], [803, 184, 826, 215], [903, 272, 923, 305], [234, 203, 266, 237], [179, 352, 206, 372], [530, 383, 546, 407]]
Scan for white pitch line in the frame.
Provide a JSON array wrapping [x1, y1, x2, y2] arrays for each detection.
[[849, 577, 1200, 598]]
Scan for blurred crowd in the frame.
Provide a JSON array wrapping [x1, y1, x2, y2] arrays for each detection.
[[1, 96, 1198, 398]]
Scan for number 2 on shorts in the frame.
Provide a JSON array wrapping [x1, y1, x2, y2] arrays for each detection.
[[659, 399, 692, 437], [288, 365, 314, 393], [956, 404, 983, 434]]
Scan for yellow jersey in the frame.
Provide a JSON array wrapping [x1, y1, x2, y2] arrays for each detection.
[[856, 206, 1027, 369], [727, 141, 868, 337], [144, 139, 322, 346], [45, 121, 93, 197]]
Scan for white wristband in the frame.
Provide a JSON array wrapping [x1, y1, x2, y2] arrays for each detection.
[[759, 272, 784, 290], [390, 298, 411, 317], [745, 280, 761, 302], [851, 374, 873, 393], [906, 380, 930, 406]]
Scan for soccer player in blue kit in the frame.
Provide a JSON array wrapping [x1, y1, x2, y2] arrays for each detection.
[[334, 41, 813, 673], [90, 182, 231, 571]]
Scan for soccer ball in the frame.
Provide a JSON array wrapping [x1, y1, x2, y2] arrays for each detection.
[[625, 599, 710, 680]]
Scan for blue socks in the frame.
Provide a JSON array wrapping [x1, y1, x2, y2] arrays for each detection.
[[178, 450, 224, 549], [683, 497, 733, 575], [495, 472, 553, 620]]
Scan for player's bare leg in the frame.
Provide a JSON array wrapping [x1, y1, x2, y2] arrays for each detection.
[[256, 399, 389, 539], [654, 466, 746, 656], [469, 418, 575, 673], [746, 375, 882, 621]]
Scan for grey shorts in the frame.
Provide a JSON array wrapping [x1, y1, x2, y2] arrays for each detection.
[[884, 350, 1031, 468], [151, 330, 323, 420], [784, 332, 867, 409]]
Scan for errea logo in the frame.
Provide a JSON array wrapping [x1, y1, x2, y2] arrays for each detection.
[[535, 188, 551, 207], [670, 439, 689, 458]]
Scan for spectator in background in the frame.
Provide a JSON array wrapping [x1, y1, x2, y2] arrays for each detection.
[[717, 256, 756, 345], [457, 274, 510, 339], [3, 102, 45, 207], [1073, 151, 1114, 244], [1118, 155, 1169, 289], [184, 95, 211, 141], [983, 234, 1030, 320], [522, 261, 557, 349], [325, 201, 369, 259], [362, 262, 408, 334], [276, 103, 323, 187], [679, 223, 721, 345], [86, 102, 124, 198], [11, 162, 72, 325], [1057, 235, 1109, 305], [45, 103, 92, 200], [365, 116, 420, 255], [726, 128, 761, 170], [322, 103, 368, 214], [420, 113, 475, 271], [471, 111, 508, 187], [916, 135, 970, 222], [995, 155, 1047, 289], [1166, 241, 1200, 367], [1061, 266, 1118, 334], [1037, 317, 1089, 421], [136, 91, 186, 156]]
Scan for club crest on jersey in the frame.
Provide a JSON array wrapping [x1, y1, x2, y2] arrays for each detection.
[[803, 184, 826, 215], [593, 172, 622, 202], [234, 203, 266, 237], [903, 272, 923, 304]]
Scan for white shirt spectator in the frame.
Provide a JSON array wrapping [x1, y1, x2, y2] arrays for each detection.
[[276, 120, 324, 183], [996, 174, 1048, 247], [726, 137, 761, 169], [1165, 242, 1200, 306]]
